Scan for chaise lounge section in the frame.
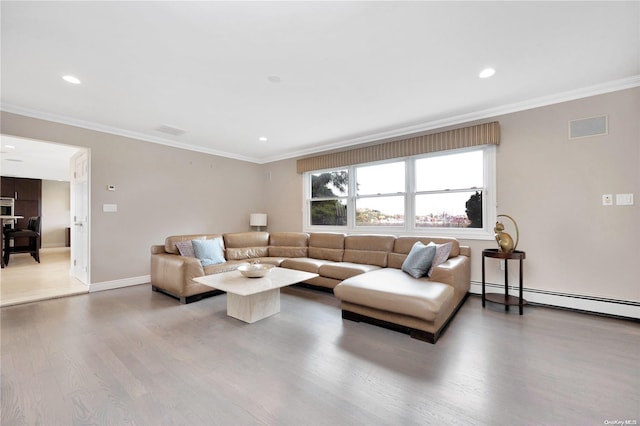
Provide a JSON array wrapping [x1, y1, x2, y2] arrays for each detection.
[[334, 236, 470, 343]]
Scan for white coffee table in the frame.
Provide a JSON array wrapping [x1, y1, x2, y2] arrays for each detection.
[[193, 267, 318, 323]]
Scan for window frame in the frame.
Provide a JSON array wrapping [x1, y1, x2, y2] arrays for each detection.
[[303, 145, 496, 240]]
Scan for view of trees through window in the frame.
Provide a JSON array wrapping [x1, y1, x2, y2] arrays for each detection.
[[307, 148, 488, 231], [310, 170, 348, 225], [414, 150, 483, 228]]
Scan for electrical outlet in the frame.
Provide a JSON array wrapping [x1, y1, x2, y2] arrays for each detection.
[[602, 194, 613, 206]]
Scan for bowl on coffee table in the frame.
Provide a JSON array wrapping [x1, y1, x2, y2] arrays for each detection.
[[238, 263, 274, 278]]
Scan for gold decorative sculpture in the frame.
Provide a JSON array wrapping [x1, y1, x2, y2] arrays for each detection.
[[494, 214, 519, 253]]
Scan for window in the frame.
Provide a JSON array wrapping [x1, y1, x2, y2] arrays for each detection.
[[304, 146, 495, 238], [309, 170, 348, 226], [356, 161, 405, 226], [415, 150, 484, 229]]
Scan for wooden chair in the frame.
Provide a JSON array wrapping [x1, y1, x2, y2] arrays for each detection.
[[3, 216, 40, 265]]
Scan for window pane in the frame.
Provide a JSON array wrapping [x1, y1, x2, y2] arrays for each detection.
[[357, 162, 404, 195], [415, 191, 483, 228], [416, 151, 483, 192], [311, 200, 347, 226], [311, 170, 348, 198], [356, 196, 404, 226]]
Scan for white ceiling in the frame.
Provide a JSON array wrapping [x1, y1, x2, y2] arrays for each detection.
[[1, 1, 639, 165], [0, 135, 79, 181]]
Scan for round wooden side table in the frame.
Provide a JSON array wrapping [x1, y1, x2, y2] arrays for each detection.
[[482, 248, 526, 315]]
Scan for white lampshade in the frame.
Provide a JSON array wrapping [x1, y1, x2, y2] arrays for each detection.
[[249, 213, 267, 227]]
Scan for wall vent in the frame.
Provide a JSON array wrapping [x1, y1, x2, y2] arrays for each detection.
[[569, 115, 608, 139]]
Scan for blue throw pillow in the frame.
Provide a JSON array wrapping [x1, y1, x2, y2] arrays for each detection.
[[401, 242, 437, 278], [192, 238, 226, 267]]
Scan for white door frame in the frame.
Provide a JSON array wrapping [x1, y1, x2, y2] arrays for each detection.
[[70, 149, 90, 285]]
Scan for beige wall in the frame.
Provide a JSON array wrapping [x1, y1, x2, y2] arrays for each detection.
[[41, 179, 70, 248], [260, 161, 303, 232], [482, 87, 639, 302], [262, 88, 640, 303], [2, 87, 638, 303], [1, 112, 264, 283]]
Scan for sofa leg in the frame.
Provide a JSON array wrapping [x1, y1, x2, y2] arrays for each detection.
[[342, 309, 439, 343], [151, 285, 224, 304], [410, 329, 436, 344], [342, 309, 435, 343], [342, 310, 362, 322]]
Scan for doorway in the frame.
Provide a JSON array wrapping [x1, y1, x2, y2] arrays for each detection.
[[0, 135, 90, 307]]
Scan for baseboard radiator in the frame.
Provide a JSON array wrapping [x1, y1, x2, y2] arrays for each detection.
[[471, 281, 639, 320]]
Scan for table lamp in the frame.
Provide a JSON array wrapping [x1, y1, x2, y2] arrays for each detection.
[[250, 213, 267, 231]]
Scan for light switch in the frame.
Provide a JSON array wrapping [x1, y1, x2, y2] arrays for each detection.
[[103, 204, 118, 213], [616, 194, 634, 206], [602, 194, 613, 206]]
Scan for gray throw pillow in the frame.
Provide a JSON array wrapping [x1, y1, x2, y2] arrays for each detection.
[[175, 239, 197, 257], [428, 242, 453, 277], [401, 242, 437, 278]]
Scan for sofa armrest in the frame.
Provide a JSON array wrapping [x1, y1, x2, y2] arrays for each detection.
[[429, 255, 470, 300], [151, 244, 165, 255], [150, 253, 205, 296]]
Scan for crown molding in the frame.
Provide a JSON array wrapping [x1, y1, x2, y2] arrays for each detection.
[[260, 75, 640, 164], [3, 75, 639, 165], [0, 103, 259, 164]]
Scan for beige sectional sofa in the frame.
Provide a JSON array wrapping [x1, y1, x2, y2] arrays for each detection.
[[150, 231, 470, 343]]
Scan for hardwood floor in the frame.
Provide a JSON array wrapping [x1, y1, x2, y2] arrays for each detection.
[[0, 247, 88, 307], [1, 284, 638, 425]]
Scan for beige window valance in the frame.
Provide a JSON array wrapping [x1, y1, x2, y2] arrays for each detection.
[[297, 121, 500, 173]]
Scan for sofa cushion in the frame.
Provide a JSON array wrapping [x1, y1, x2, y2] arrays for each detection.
[[318, 262, 381, 281], [308, 233, 345, 262], [269, 232, 309, 257], [192, 238, 226, 266], [334, 268, 454, 322], [203, 260, 248, 275], [401, 242, 436, 278], [225, 247, 269, 260], [223, 232, 269, 248], [281, 257, 335, 274], [342, 234, 395, 267], [269, 246, 308, 257], [223, 232, 270, 260]]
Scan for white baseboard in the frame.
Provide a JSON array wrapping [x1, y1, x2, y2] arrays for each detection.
[[41, 243, 68, 249], [90, 275, 150, 293], [471, 281, 640, 320]]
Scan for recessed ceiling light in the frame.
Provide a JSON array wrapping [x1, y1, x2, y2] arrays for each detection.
[[62, 75, 81, 84], [478, 68, 496, 79], [259, 137, 268, 142], [4, 145, 15, 150], [267, 75, 281, 83]]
